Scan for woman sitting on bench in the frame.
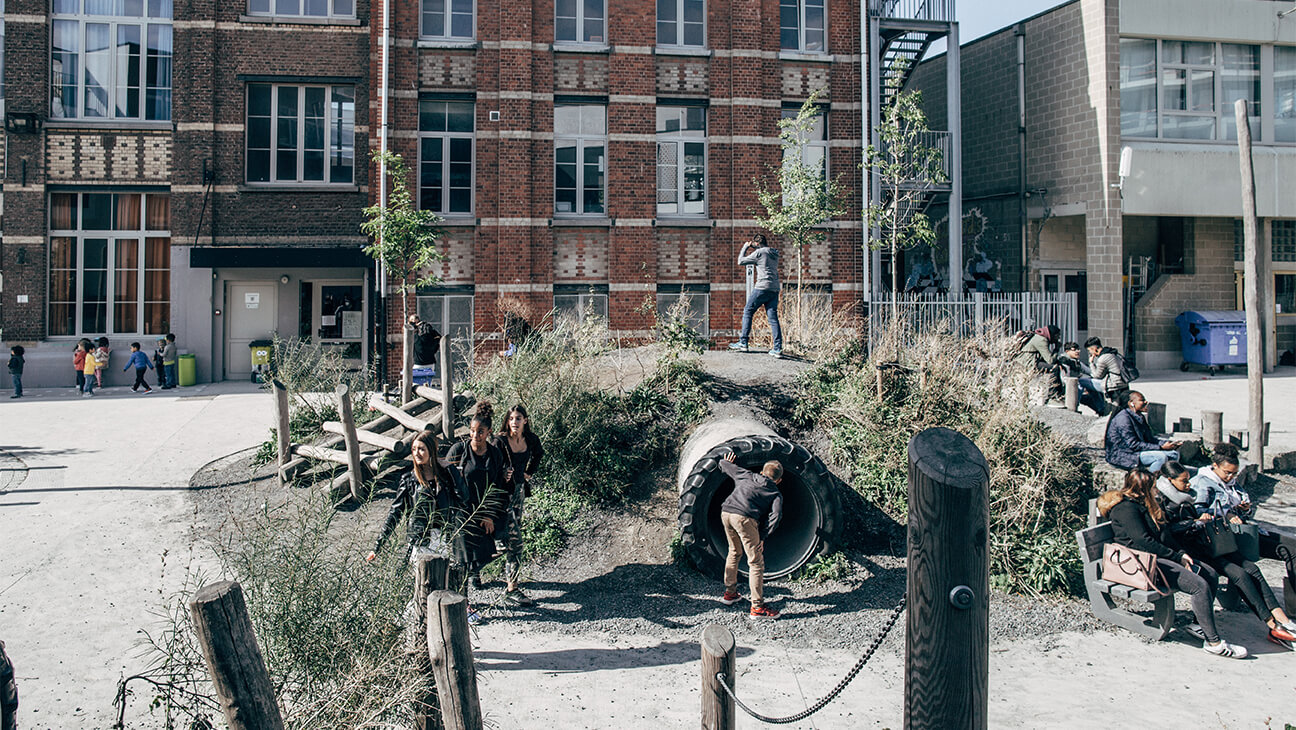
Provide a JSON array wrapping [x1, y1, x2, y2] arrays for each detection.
[[1100, 468, 1247, 658]]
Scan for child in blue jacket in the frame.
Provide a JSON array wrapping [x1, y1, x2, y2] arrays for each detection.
[[123, 342, 154, 393]]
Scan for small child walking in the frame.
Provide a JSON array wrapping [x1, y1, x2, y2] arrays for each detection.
[[7, 345, 23, 399], [81, 346, 99, 397], [123, 342, 154, 393], [93, 337, 111, 388]]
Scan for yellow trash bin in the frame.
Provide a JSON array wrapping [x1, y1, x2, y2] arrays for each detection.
[[178, 353, 197, 387]]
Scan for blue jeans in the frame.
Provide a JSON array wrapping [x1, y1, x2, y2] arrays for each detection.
[[739, 288, 782, 350], [1139, 449, 1179, 473], [165, 362, 178, 388], [1077, 377, 1107, 415], [10, 372, 21, 397], [83, 374, 96, 394]]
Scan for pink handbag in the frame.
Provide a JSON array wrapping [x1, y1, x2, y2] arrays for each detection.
[[1102, 543, 1170, 595]]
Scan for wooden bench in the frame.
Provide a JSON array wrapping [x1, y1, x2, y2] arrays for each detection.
[[1075, 522, 1177, 640]]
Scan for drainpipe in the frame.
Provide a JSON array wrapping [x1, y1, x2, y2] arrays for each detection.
[[1016, 22, 1028, 292], [860, 0, 870, 303], [377, 0, 392, 381]]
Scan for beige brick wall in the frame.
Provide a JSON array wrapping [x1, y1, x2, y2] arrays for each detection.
[[554, 230, 609, 283], [1033, 214, 1087, 272], [1134, 217, 1236, 358]]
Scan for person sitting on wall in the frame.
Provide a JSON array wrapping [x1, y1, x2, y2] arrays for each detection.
[[1057, 341, 1107, 416], [1105, 390, 1182, 472], [1015, 324, 1064, 404], [1086, 336, 1131, 408]]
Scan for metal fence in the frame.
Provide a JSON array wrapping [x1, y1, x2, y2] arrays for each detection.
[[870, 0, 953, 22], [867, 292, 1079, 345]]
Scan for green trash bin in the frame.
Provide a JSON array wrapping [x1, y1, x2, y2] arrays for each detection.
[[178, 353, 197, 387]]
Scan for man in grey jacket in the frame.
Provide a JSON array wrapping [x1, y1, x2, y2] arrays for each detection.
[[729, 233, 783, 357], [717, 451, 785, 618]]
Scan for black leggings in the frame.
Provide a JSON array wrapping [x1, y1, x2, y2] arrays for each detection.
[[1208, 552, 1281, 619], [133, 368, 151, 390], [1158, 558, 1221, 643]]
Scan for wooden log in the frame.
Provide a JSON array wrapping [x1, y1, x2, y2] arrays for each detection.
[[323, 421, 409, 455], [415, 384, 446, 405], [1203, 410, 1223, 448], [188, 581, 285, 730], [292, 443, 352, 465], [700, 624, 736, 730], [1237, 98, 1265, 468], [403, 323, 415, 406], [1063, 377, 1079, 412], [369, 394, 435, 433], [272, 379, 291, 471], [414, 557, 451, 730], [427, 591, 483, 730], [337, 384, 366, 502], [440, 335, 454, 441], [906, 427, 990, 730]]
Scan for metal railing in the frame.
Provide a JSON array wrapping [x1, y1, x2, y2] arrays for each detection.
[[867, 292, 1079, 346], [870, 0, 953, 22], [876, 130, 952, 188]]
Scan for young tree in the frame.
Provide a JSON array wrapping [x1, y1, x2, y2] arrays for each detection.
[[756, 89, 846, 344], [864, 88, 948, 300], [361, 150, 445, 323]]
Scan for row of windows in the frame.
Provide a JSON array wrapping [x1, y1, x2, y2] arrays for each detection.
[[1121, 38, 1296, 143]]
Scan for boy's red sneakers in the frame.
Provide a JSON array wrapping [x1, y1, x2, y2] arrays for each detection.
[[749, 605, 780, 619], [720, 590, 741, 606]]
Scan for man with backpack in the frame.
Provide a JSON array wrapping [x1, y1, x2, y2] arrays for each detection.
[[1014, 325, 1063, 404], [1085, 336, 1136, 408]]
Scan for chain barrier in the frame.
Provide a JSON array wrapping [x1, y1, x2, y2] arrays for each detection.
[[714, 594, 906, 725]]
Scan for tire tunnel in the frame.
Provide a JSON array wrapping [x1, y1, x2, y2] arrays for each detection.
[[677, 417, 842, 580]]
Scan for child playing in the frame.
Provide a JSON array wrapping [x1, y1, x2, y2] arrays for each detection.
[[7, 345, 23, 399], [82, 346, 99, 397], [162, 333, 178, 389], [123, 342, 154, 393], [74, 340, 89, 391], [93, 337, 111, 388], [153, 338, 167, 388]]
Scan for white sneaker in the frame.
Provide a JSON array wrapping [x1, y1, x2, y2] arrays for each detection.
[[1203, 639, 1248, 659]]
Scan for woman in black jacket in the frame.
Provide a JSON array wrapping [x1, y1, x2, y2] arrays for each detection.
[[367, 429, 470, 567], [446, 402, 511, 590], [493, 404, 545, 607], [1099, 468, 1247, 658]]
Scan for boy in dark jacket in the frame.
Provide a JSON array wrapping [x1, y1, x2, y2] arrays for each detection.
[[717, 452, 785, 618], [1104, 391, 1182, 471], [7, 346, 23, 399], [123, 342, 154, 393], [153, 338, 167, 388]]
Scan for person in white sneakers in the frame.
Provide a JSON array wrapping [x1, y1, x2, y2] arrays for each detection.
[[717, 451, 784, 619], [728, 234, 783, 358]]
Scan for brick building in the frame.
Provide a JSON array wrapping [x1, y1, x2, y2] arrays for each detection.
[[0, 0, 963, 387], [910, 0, 1296, 367]]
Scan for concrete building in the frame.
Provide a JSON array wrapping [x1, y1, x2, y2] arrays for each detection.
[[910, 0, 1296, 367]]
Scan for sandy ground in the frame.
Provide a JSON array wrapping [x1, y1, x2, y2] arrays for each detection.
[[3, 360, 1296, 729]]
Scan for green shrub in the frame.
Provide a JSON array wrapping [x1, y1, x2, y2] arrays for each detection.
[[792, 551, 852, 584], [797, 324, 1089, 596]]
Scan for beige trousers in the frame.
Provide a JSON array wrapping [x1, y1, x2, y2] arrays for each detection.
[[722, 512, 765, 607]]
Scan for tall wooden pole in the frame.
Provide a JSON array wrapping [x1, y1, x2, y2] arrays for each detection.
[[1236, 99, 1264, 469], [440, 334, 453, 441], [403, 323, 415, 405], [905, 427, 989, 730], [414, 557, 451, 730], [427, 591, 483, 730], [188, 582, 285, 730], [272, 379, 291, 473], [700, 625, 736, 730], [336, 383, 365, 502]]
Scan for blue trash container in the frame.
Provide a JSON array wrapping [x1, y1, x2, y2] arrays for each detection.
[[1174, 311, 1247, 375]]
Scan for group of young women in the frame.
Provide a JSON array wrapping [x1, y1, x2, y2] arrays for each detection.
[[1099, 442, 1296, 658], [367, 401, 544, 610]]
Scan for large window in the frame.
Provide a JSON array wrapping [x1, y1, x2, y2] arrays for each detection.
[[780, 0, 824, 53], [656, 289, 709, 337], [1120, 38, 1259, 141], [657, 0, 704, 48], [51, 0, 173, 121], [246, 83, 355, 184], [1277, 46, 1296, 143], [422, 0, 473, 39], [554, 291, 608, 325], [248, 0, 355, 18], [554, 104, 606, 215], [656, 106, 706, 216], [556, 0, 604, 44], [419, 100, 474, 214], [416, 293, 474, 373], [48, 192, 170, 337], [781, 106, 828, 172]]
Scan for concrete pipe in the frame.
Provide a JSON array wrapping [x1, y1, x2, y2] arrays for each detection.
[[677, 417, 842, 580]]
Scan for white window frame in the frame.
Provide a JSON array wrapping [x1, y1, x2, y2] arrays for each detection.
[[245, 83, 356, 185], [657, 0, 705, 49], [420, 0, 475, 39], [656, 290, 710, 338], [554, 292, 608, 325], [779, 0, 825, 53], [555, 0, 605, 44], [247, 0, 356, 20], [47, 191, 170, 337], [416, 293, 475, 373], [418, 100, 476, 215], [1120, 37, 1264, 143], [50, 2, 173, 121], [656, 106, 707, 217], [554, 104, 607, 216]]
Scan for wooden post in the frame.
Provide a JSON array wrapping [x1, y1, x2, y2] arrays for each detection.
[[1146, 402, 1166, 436], [272, 380, 291, 475], [440, 334, 454, 441], [404, 323, 416, 405], [906, 427, 990, 730], [1203, 410, 1223, 448], [1063, 377, 1079, 412], [427, 591, 483, 730], [414, 557, 451, 730], [1236, 98, 1265, 470], [700, 625, 736, 730], [336, 384, 365, 502], [188, 581, 285, 730]]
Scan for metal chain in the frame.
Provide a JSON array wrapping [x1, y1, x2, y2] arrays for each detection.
[[715, 594, 906, 725]]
